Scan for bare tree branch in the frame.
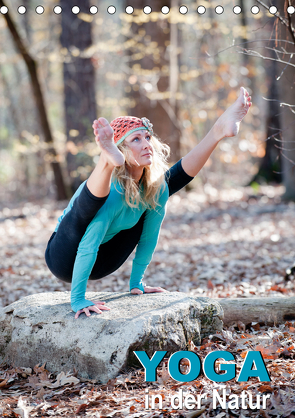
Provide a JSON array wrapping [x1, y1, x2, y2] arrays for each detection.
[[256, 0, 289, 27], [237, 47, 295, 73], [256, 0, 295, 45], [205, 39, 295, 58]]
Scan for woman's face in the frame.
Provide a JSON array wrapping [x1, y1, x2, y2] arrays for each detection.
[[124, 129, 153, 167]]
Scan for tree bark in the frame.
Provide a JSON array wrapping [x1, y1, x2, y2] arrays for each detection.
[[60, 0, 97, 193], [275, 0, 295, 200], [0, 0, 67, 200], [251, 46, 282, 184], [214, 297, 295, 326], [22, 0, 31, 42], [250, 1, 282, 184], [125, 0, 181, 162]]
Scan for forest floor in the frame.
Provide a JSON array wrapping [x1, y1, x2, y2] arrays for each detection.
[[0, 184, 295, 417]]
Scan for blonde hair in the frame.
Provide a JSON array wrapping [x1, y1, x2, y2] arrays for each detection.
[[113, 135, 170, 210]]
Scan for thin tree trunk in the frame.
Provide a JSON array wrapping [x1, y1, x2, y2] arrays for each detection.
[[254, 0, 282, 184], [0, 0, 67, 200], [22, 0, 31, 43], [239, 0, 248, 67], [60, 0, 97, 193], [275, 0, 295, 199], [251, 44, 282, 184]]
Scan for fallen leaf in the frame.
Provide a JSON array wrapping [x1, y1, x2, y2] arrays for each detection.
[[0, 379, 9, 388], [14, 397, 34, 418], [207, 280, 214, 290], [258, 384, 273, 393], [75, 403, 88, 414], [255, 343, 280, 359], [54, 371, 80, 387]]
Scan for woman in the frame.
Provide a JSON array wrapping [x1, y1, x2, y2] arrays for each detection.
[[45, 87, 252, 319]]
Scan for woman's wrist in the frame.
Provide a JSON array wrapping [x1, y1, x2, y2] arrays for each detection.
[[130, 281, 145, 293], [71, 299, 95, 313]]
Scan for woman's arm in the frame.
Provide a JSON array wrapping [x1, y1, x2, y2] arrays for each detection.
[[71, 215, 111, 313], [129, 184, 169, 293], [70, 194, 118, 316]]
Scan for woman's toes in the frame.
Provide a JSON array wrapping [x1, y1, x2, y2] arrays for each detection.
[[98, 117, 108, 127]]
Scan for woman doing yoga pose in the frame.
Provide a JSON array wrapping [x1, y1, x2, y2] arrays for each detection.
[[45, 87, 252, 319]]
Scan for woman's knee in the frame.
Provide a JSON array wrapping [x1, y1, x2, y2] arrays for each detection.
[[45, 234, 74, 283]]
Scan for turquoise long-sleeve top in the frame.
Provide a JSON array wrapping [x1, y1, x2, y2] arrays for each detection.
[[55, 180, 169, 312]]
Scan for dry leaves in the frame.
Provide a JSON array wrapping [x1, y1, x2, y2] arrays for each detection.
[[1, 185, 295, 416], [1, 325, 295, 416]]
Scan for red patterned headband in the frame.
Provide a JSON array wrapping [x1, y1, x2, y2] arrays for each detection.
[[110, 116, 154, 146]]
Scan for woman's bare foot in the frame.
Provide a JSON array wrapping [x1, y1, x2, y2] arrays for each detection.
[[214, 87, 252, 139], [93, 117, 125, 166], [131, 286, 168, 294]]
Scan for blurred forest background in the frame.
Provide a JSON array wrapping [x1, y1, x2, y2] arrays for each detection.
[[0, 0, 295, 205], [1, 3, 295, 415]]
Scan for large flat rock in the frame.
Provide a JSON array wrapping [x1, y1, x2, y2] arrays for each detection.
[[0, 291, 223, 383]]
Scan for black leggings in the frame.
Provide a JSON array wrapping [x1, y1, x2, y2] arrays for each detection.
[[45, 159, 193, 283]]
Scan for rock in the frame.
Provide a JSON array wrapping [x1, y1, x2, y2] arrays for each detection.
[[0, 291, 223, 383]]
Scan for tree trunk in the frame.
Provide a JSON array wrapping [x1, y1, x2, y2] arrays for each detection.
[[125, 0, 181, 162], [251, 46, 282, 184], [214, 297, 295, 326], [0, 0, 67, 201], [239, 0, 248, 67], [275, 0, 295, 199], [22, 0, 31, 43], [243, 0, 281, 184], [60, 0, 97, 193]]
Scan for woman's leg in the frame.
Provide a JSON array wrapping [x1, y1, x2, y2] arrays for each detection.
[[181, 87, 251, 178], [165, 159, 193, 197], [87, 118, 124, 196], [45, 117, 124, 282], [45, 183, 109, 282]]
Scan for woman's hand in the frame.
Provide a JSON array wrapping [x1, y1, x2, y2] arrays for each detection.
[[74, 301, 111, 319], [130, 286, 168, 295]]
